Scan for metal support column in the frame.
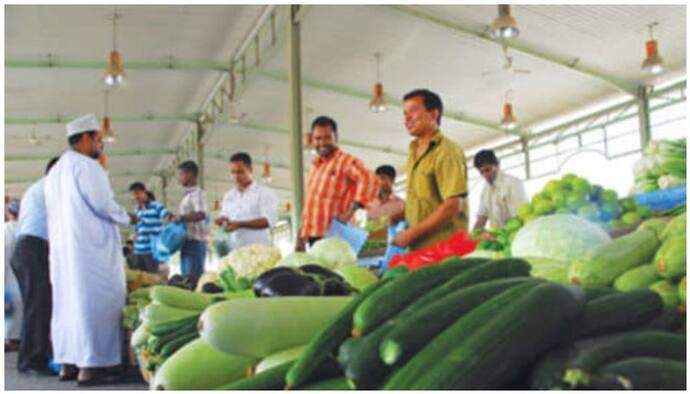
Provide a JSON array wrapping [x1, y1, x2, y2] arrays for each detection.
[[521, 136, 531, 180], [637, 85, 652, 149], [288, 5, 305, 243], [160, 175, 168, 207], [196, 122, 206, 189]]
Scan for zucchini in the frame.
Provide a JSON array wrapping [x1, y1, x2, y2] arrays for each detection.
[[153, 338, 257, 390], [649, 280, 680, 311], [410, 283, 585, 390], [381, 265, 409, 280], [159, 331, 199, 358], [219, 361, 294, 390], [150, 285, 214, 311], [351, 259, 482, 335], [141, 302, 200, 325], [654, 235, 687, 280], [382, 281, 540, 389], [660, 212, 685, 241], [638, 218, 668, 238], [594, 357, 686, 390], [379, 277, 535, 366], [529, 346, 578, 390], [573, 290, 663, 339], [153, 320, 198, 354], [199, 296, 351, 358], [285, 278, 392, 389], [613, 264, 661, 292], [256, 344, 305, 375], [562, 330, 686, 388], [131, 322, 150, 348], [568, 227, 660, 287], [301, 377, 350, 390]]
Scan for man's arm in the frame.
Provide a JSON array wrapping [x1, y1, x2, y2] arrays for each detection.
[[393, 197, 462, 247], [339, 157, 379, 223], [179, 190, 210, 224], [180, 212, 206, 223], [473, 215, 488, 231], [226, 218, 270, 232]]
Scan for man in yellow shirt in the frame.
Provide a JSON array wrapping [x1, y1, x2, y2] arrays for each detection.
[[392, 89, 469, 250]]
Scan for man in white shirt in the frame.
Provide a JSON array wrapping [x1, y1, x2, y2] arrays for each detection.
[[214, 152, 279, 248], [472, 149, 529, 230]]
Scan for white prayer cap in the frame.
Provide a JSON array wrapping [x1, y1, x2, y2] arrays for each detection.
[[66, 114, 100, 138]]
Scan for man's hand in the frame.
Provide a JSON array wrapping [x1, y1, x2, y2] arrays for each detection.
[[337, 210, 354, 224], [215, 216, 229, 226], [392, 228, 417, 249], [295, 236, 306, 252], [225, 222, 241, 232], [128, 213, 138, 225]]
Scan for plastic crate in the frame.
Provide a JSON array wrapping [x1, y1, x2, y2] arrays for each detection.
[[632, 185, 686, 211]]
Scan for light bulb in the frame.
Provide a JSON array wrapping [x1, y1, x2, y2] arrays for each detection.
[[501, 103, 519, 130], [641, 40, 665, 75], [491, 5, 520, 40], [369, 82, 388, 113]]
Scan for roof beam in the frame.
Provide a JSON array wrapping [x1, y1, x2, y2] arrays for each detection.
[[6, 57, 231, 72], [257, 69, 506, 133], [6, 113, 198, 125], [6, 171, 161, 185], [385, 5, 638, 95], [5, 147, 177, 162]]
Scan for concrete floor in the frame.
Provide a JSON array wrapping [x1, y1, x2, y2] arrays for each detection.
[[4, 352, 147, 390]]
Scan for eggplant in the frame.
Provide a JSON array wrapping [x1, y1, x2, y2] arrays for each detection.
[[254, 267, 300, 297], [258, 272, 322, 297], [322, 277, 352, 296], [201, 282, 224, 294], [298, 264, 344, 281]]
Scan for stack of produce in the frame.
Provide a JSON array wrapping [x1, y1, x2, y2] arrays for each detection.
[[122, 287, 151, 331], [125, 267, 163, 291], [198, 257, 685, 390], [130, 286, 233, 374], [633, 138, 686, 193], [152, 296, 352, 390]]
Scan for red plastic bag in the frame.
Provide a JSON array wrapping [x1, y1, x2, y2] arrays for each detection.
[[388, 230, 478, 271]]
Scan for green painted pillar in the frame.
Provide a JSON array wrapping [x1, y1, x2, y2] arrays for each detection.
[[288, 5, 305, 244], [196, 122, 206, 189], [637, 85, 652, 149]]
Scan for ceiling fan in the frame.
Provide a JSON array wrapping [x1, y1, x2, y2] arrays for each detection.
[[482, 45, 532, 78], [9, 126, 52, 146]]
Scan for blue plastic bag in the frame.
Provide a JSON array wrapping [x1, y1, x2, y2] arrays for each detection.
[[379, 221, 408, 274], [325, 219, 369, 255], [633, 185, 686, 211], [151, 222, 187, 263]]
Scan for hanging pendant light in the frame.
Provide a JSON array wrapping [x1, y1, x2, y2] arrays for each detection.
[[104, 11, 125, 87], [261, 145, 272, 183], [641, 22, 665, 75], [369, 52, 388, 113], [102, 89, 117, 143], [501, 103, 518, 130], [491, 5, 520, 40]]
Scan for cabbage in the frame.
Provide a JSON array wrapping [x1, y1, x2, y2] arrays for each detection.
[[220, 244, 282, 278], [511, 214, 611, 265], [276, 252, 328, 268], [523, 256, 569, 285], [308, 238, 357, 269], [335, 265, 378, 291]]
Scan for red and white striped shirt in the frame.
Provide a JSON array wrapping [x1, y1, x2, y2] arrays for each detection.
[[301, 149, 378, 238]]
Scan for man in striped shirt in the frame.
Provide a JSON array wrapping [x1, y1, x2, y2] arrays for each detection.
[[129, 182, 170, 273], [296, 116, 379, 251]]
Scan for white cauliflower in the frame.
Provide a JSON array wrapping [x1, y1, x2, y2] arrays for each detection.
[[220, 244, 282, 278]]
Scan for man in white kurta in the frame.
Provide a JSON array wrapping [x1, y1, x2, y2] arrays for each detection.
[[45, 114, 132, 384], [215, 152, 279, 248]]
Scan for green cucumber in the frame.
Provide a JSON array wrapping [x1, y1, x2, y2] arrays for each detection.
[[379, 277, 535, 366], [593, 357, 686, 390], [381, 265, 409, 280], [153, 338, 257, 390], [638, 309, 684, 332], [529, 346, 578, 390], [199, 296, 351, 358], [149, 314, 199, 336], [569, 227, 660, 287], [562, 330, 686, 388], [680, 276, 686, 303], [382, 281, 540, 389], [301, 377, 350, 390], [159, 331, 200, 358], [219, 361, 294, 390], [573, 290, 663, 339], [613, 264, 661, 292], [410, 283, 585, 390], [340, 321, 394, 389], [352, 258, 484, 335], [649, 280, 681, 311], [655, 235, 687, 280], [583, 286, 618, 301], [285, 278, 392, 389]]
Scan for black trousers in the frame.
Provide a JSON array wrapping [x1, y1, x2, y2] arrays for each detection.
[[10, 235, 52, 371], [133, 253, 158, 273]]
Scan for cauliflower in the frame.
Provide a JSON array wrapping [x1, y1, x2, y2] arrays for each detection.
[[220, 244, 282, 278]]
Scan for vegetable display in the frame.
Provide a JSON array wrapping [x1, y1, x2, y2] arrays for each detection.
[[633, 138, 686, 193]]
